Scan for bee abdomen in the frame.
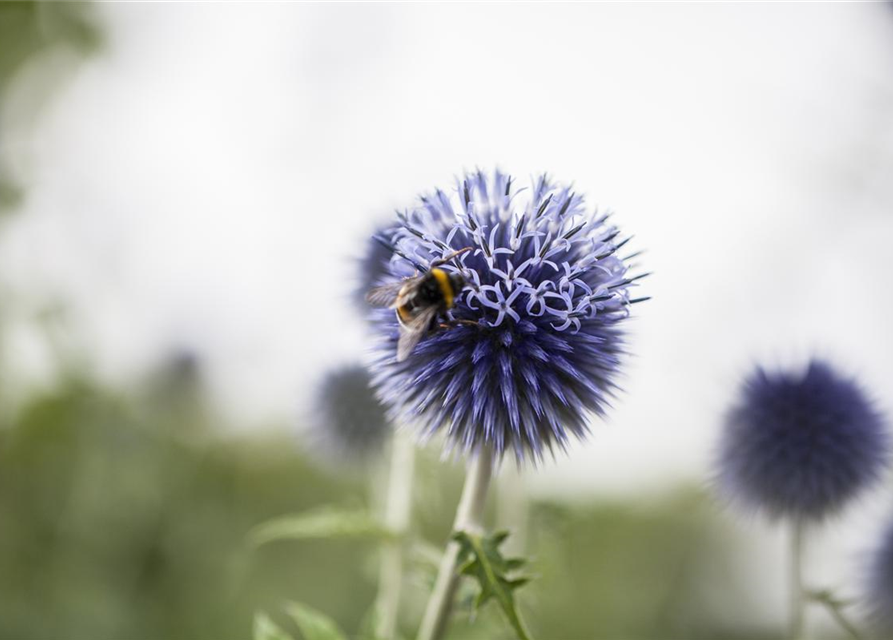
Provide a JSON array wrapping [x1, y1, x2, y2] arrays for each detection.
[[396, 305, 414, 325]]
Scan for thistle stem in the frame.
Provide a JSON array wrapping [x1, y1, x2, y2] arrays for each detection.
[[807, 590, 864, 640], [374, 431, 416, 640], [822, 604, 863, 640], [496, 462, 527, 556], [416, 446, 495, 640], [791, 519, 807, 640]]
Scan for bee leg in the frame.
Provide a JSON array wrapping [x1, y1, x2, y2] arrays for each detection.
[[439, 319, 480, 330], [429, 323, 456, 338], [430, 247, 472, 268]]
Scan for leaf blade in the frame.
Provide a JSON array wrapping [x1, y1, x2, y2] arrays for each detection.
[[249, 506, 396, 547], [286, 602, 349, 640], [253, 612, 294, 640]]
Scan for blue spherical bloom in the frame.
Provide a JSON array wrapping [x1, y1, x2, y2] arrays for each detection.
[[313, 364, 391, 460], [866, 518, 893, 631], [716, 359, 888, 521], [353, 224, 398, 310], [367, 170, 646, 461]]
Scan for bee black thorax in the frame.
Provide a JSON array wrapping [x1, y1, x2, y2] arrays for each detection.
[[396, 268, 463, 324]]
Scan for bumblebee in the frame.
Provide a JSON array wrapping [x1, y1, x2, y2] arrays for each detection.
[[366, 248, 471, 361]]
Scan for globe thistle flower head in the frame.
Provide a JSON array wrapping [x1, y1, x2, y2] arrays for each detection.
[[716, 359, 889, 522], [353, 224, 398, 311], [367, 169, 647, 462], [865, 517, 893, 632], [312, 364, 392, 461]]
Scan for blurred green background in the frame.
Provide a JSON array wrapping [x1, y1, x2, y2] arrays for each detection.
[[0, 364, 765, 640]]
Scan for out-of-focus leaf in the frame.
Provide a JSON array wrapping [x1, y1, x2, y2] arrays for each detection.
[[253, 612, 294, 640], [354, 604, 379, 640], [249, 506, 396, 547], [453, 530, 533, 640], [286, 602, 348, 640], [353, 604, 409, 640], [408, 539, 443, 568], [0, 178, 22, 212]]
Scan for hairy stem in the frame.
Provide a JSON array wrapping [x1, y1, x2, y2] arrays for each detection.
[[416, 446, 495, 640], [374, 431, 416, 640], [791, 519, 807, 640]]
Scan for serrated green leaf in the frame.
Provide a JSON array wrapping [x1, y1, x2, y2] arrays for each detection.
[[253, 612, 294, 640], [249, 506, 395, 547], [285, 602, 348, 640], [491, 530, 510, 545], [452, 530, 534, 640]]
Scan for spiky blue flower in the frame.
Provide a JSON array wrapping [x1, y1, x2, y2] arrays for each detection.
[[866, 517, 893, 631], [312, 364, 391, 460], [716, 359, 889, 521], [367, 170, 646, 461], [353, 224, 398, 310]]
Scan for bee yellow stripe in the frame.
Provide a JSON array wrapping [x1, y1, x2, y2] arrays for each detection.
[[431, 268, 454, 308]]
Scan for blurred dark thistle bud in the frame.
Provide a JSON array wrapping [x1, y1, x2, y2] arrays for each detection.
[[366, 169, 647, 462], [312, 364, 391, 461], [716, 359, 889, 521], [353, 223, 398, 311]]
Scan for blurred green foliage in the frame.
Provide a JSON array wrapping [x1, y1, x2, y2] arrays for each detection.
[[0, 370, 374, 640], [0, 2, 98, 87], [526, 497, 760, 640], [0, 1, 100, 212], [0, 357, 776, 640]]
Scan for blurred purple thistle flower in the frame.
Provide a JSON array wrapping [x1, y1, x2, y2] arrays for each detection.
[[716, 359, 889, 521], [313, 364, 391, 460], [367, 169, 647, 461], [353, 224, 399, 310]]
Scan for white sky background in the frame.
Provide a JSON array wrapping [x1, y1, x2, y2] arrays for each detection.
[[4, 4, 893, 503], [4, 3, 893, 630]]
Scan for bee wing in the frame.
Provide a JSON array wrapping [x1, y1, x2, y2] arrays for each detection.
[[365, 281, 406, 308], [396, 305, 439, 362]]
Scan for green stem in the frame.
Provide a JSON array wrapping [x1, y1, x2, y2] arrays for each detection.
[[791, 519, 806, 640], [824, 605, 862, 640], [374, 431, 416, 640], [806, 590, 864, 640], [495, 462, 527, 556], [416, 446, 495, 640]]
